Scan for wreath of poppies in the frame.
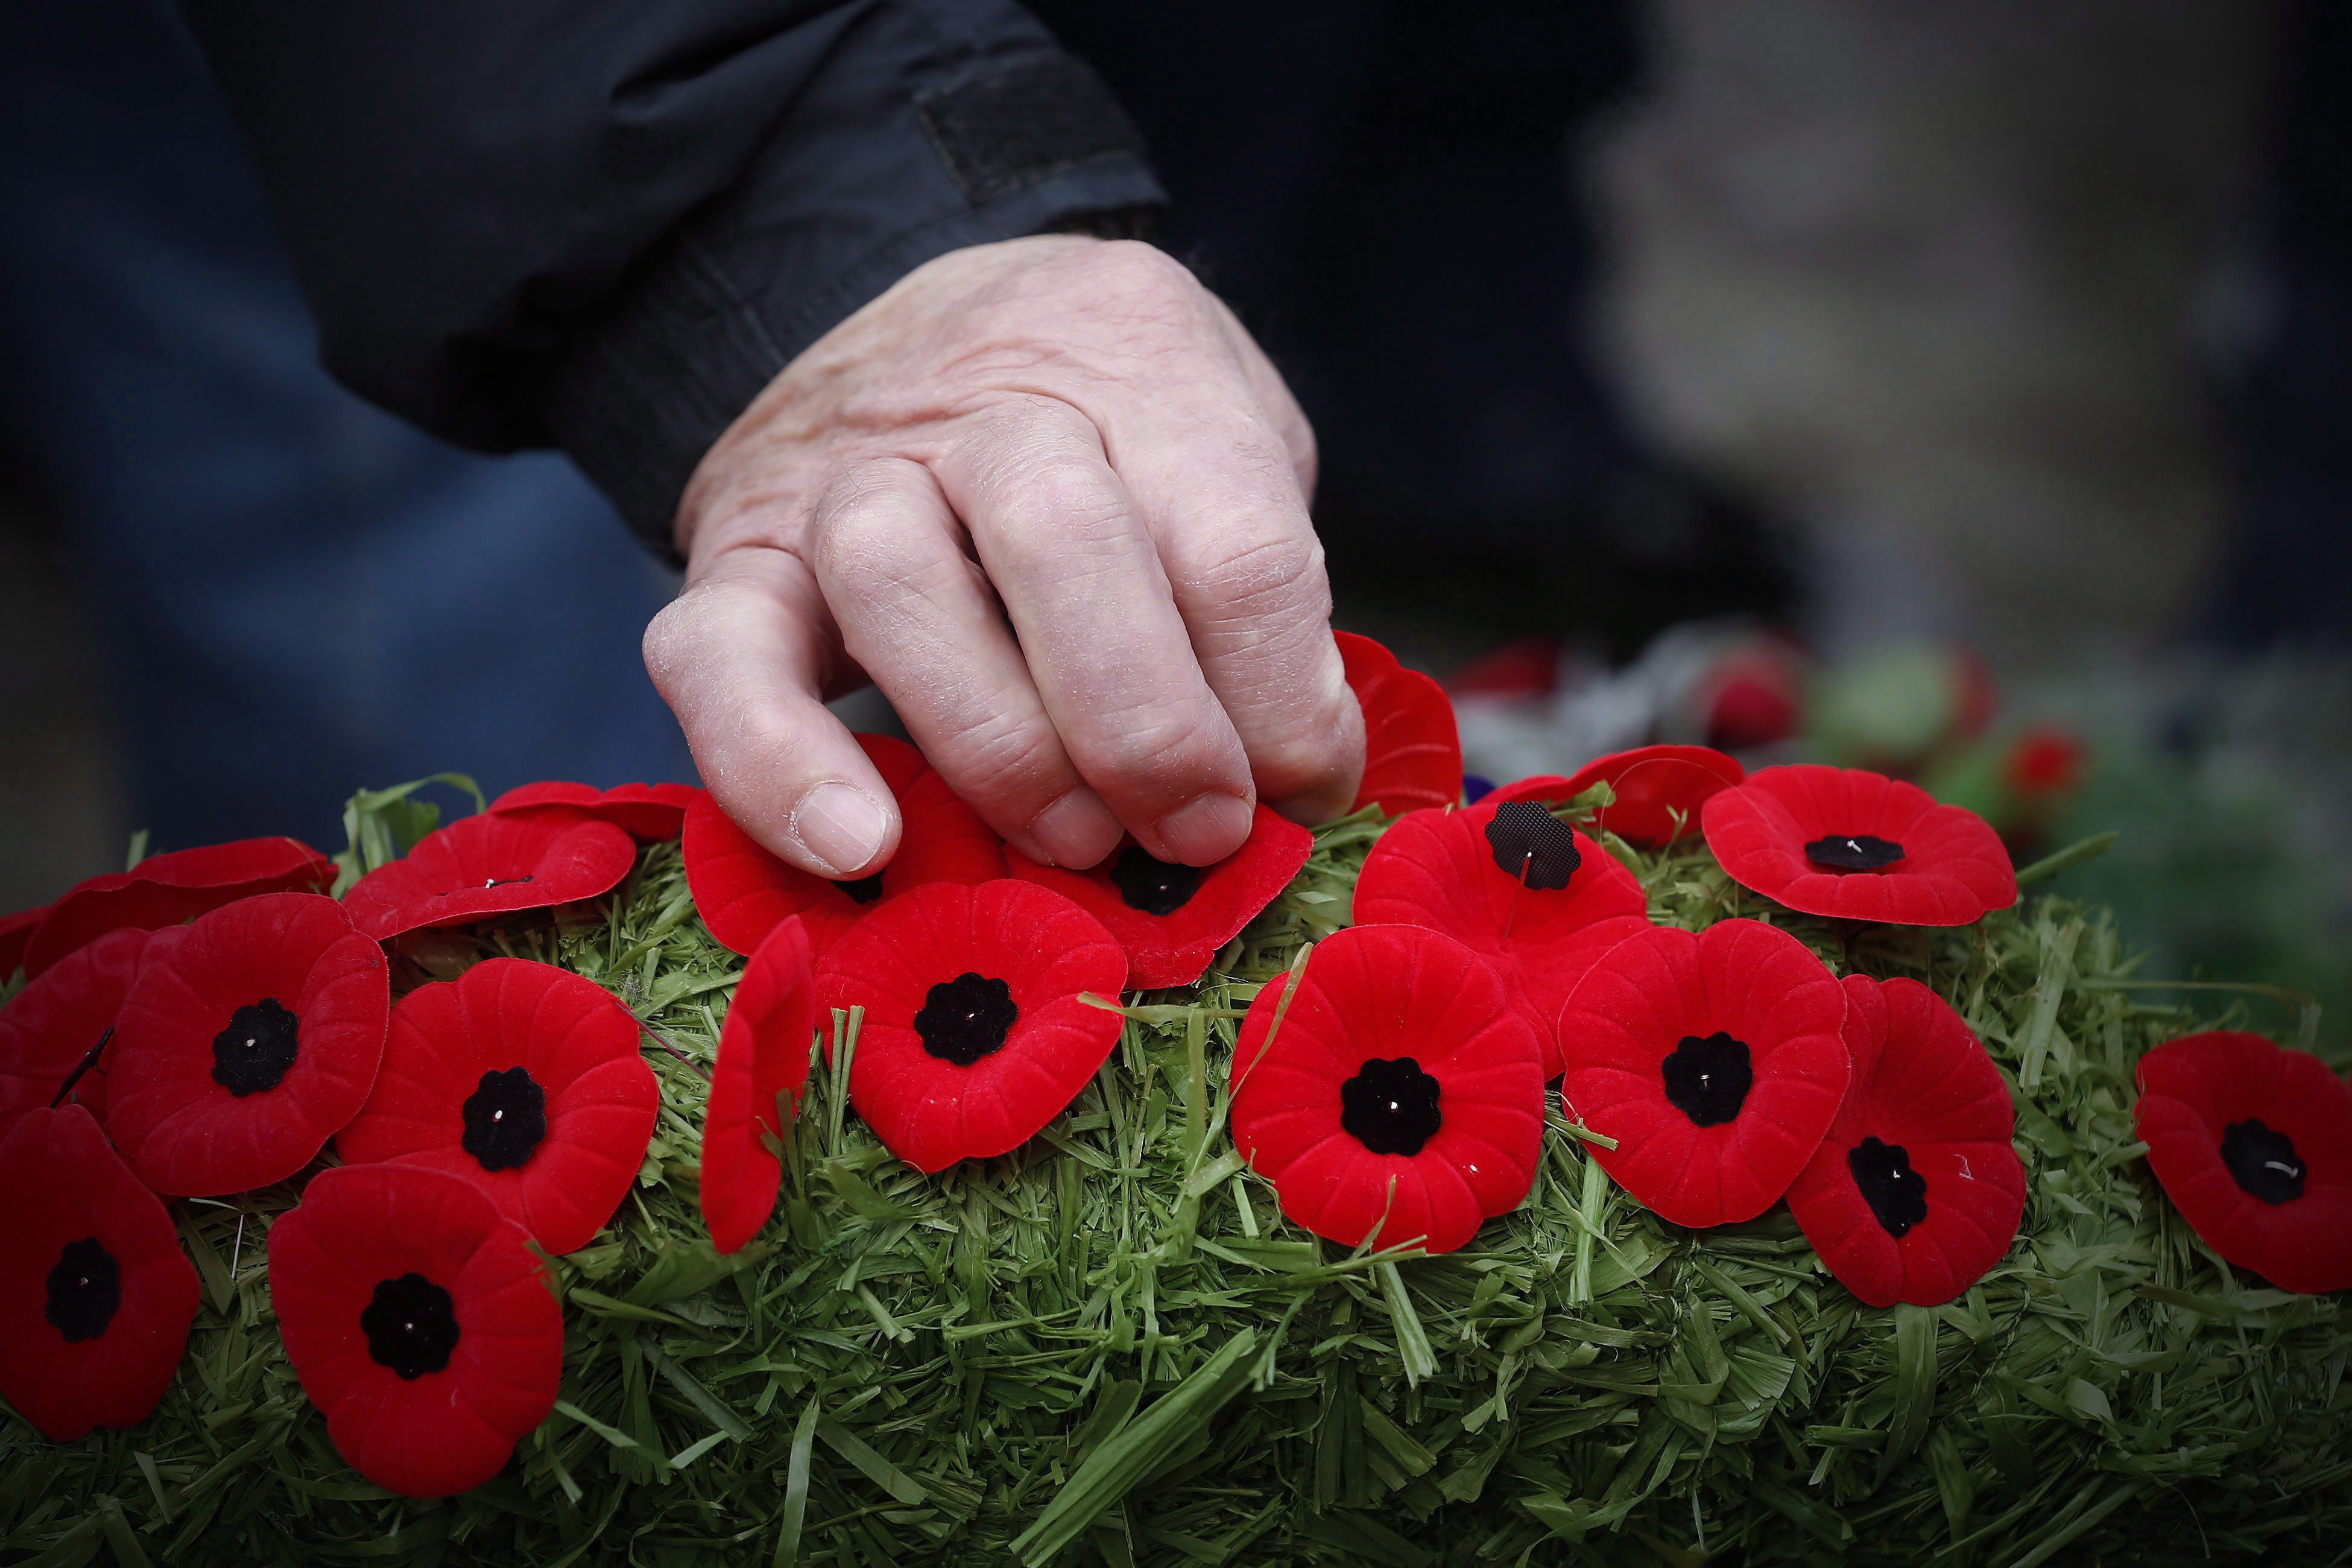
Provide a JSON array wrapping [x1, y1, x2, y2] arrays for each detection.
[[0, 925, 150, 1128], [106, 893, 390, 1197], [338, 958, 658, 1257], [1785, 976, 2026, 1306], [683, 734, 1004, 958], [487, 780, 699, 842], [18, 836, 333, 979], [0, 1105, 201, 1441], [814, 880, 1127, 1172], [1488, 745, 1744, 850], [268, 1162, 563, 1498], [1557, 918, 1851, 1227], [341, 810, 638, 941], [701, 916, 817, 1255], [1006, 806, 1312, 989], [1701, 764, 2017, 926], [1335, 631, 1462, 817], [2135, 1031, 2352, 1295], [1351, 798, 1648, 1074], [1230, 923, 1545, 1254]]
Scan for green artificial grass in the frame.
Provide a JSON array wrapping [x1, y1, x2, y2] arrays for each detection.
[[3, 791, 2347, 1567]]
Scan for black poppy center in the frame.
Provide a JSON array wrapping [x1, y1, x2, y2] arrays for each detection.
[[1804, 833, 1906, 872], [1661, 1031, 1753, 1127], [1848, 1136, 1932, 1237], [1340, 1056, 1444, 1156], [836, 874, 885, 905], [1109, 846, 1203, 915], [914, 972, 1019, 1066], [461, 1066, 549, 1172], [44, 1236, 122, 1344], [1484, 800, 1582, 890], [2221, 1118, 2306, 1205], [211, 997, 301, 1096], [361, 1271, 460, 1380]]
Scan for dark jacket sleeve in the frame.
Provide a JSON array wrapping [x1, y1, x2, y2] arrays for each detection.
[[179, 1, 1165, 544]]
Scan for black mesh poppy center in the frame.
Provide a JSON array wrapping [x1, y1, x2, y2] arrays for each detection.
[[211, 997, 300, 1096], [1661, 1031, 1753, 1127], [1848, 1135, 1931, 1237], [1109, 846, 1202, 915], [2221, 1118, 2306, 1205], [1340, 1056, 1444, 1156], [1484, 800, 1582, 890], [362, 1271, 460, 1380], [914, 972, 1019, 1066], [461, 1066, 549, 1172], [44, 1236, 121, 1343], [1804, 834, 1906, 871], [836, 874, 885, 905]]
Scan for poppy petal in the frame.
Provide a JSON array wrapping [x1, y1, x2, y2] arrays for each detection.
[[337, 958, 659, 1256], [0, 925, 150, 1128], [1785, 976, 2024, 1306], [342, 812, 638, 941], [106, 893, 390, 1196], [1006, 806, 1312, 988], [1490, 746, 1745, 850], [1, 903, 45, 979], [683, 735, 1005, 958], [1557, 918, 1849, 1227], [269, 1162, 562, 1497], [487, 780, 700, 842], [1336, 631, 1462, 816], [21, 837, 334, 978], [814, 880, 1127, 1172], [1701, 765, 2017, 926], [2135, 1031, 2352, 1295], [1352, 799, 1649, 1074], [702, 917, 816, 1254], [0, 1105, 201, 1440], [1231, 924, 1545, 1254]]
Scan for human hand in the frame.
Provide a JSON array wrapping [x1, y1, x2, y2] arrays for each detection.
[[643, 235, 1364, 880]]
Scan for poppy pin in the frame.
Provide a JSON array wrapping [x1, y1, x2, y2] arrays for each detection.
[[1336, 631, 1462, 817], [0, 926, 151, 1129], [21, 836, 334, 979], [701, 917, 817, 1254], [342, 811, 638, 942], [487, 780, 700, 842], [1488, 745, 1745, 850]]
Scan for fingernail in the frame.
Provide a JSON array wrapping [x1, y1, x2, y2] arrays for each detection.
[[1026, 788, 1124, 869], [792, 783, 890, 876], [1151, 792, 1255, 865]]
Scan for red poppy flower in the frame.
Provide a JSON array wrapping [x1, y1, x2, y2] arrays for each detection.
[[1490, 745, 1745, 851], [1230, 923, 1544, 1254], [814, 880, 1126, 1173], [1785, 976, 2025, 1306], [0, 1105, 201, 1441], [106, 893, 389, 1197], [1, 902, 45, 979], [701, 917, 815, 1254], [1352, 799, 1649, 1076], [1556, 918, 1849, 1227], [2004, 727, 2086, 800], [1699, 765, 2017, 926], [2135, 1031, 2352, 1295], [1336, 631, 1462, 816], [684, 734, 1005, 959], [0, 926, 150, 1129], [338, 958, 657, 1257], [487, 780, 700, 842], [21, 836, 334, 979], [1005, 806, 1312, 989], [343, 809, 637, 941], [269, 1162, 561, 1497]]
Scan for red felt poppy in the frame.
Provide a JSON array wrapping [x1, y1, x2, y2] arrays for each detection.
[[814, 880, 1126, 1172], [1490, 745, 1745, 851], [342, 811, 637, 942], [1556, 918, 1849, 1227], [1, 902, 45, 979], [0, 926, 150, 1130], [338, 958, 657, 1257], [269, 1161, 561, 1497], [701, 917, 816, 1254], [0, 1105, 201, 1441], [21, 836, 334, 979], [2135, 1031, 2352, 1295], [1006, 806, 1312, 989], [1785, 976, 2025, 1306], [106, 893, 388, 1197], [487, 780, 700, 842], [684, 734, 1005, 958], [1699, 764, 2017, 926], [1231, 923, 1544, 1254], [1352, 799, 1649, 1076], [1336, 630, 1462, 817]]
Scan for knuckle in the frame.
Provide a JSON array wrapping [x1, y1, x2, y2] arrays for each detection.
[[1192, 530, 1326, 619], [1073, 703, 1227, 795], [933, 712, 1070, 808]]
